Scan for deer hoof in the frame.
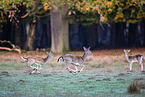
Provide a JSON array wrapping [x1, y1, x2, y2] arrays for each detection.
[[141, 70, 145, 73], [38, 72, 41, 74], [70, 71, 73, 73], [33, 68, 37, 70], [72, 72, 76, 75], [130, 70, 133, 72]]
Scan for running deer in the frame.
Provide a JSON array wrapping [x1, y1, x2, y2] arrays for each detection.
[[57, 47, 93, 74], [123, 49, 144, 72], [21, 51, 55, 74]]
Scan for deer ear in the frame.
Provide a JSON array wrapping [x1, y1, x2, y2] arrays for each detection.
[[128, 50, 131, 52], [83, 47, 87, 50], [88, 47, 90, 50]]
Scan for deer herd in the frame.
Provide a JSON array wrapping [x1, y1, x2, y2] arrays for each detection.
[[21, 47, 144, 74]]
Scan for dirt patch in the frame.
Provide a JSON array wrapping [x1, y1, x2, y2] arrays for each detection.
[[96, 79, 102, 81], [117, 78, 124, 81], [118, 73, 126, 76], [114, 73, 127, 77], [43, 74, 52, 77], [60, 76, 70, 79], [134, 78, 144, 81], [50, 71, 58, 75], [0, 71, 8, 75], [79, 80, 85, 82], [18, 79, 25, 82], [103, 78, 111, 81], [88, 77, 95, 80]]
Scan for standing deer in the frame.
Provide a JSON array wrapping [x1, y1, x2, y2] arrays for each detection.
[[57, 47, 93, 74], [123, 49, 144, 72], [21, 51, 55, 74]]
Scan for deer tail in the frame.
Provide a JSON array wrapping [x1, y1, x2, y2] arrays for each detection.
[[21, 56, 28, 62], [57, 56, 62, 62]]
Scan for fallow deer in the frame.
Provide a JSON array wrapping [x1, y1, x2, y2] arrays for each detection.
[[57, 47, 93, 74], [123, 49, 143, 72], [21, 51, 55, 74]]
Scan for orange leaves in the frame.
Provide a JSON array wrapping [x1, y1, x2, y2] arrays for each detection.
[[43, 2, 50, 11], [114, 11, 124, 22], [0, 0, 144, 24], [108, 8, 112, 12]]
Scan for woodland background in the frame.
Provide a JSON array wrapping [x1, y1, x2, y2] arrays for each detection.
[[0, 0, 145, 53]]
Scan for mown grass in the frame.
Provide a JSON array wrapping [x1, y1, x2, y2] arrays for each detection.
[[0, 49, 145, 97]]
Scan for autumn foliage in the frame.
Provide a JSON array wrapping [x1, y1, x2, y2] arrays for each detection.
[[0, 0, 145, 24]]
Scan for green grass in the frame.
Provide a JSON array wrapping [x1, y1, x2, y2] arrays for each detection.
[[0, 61, 145, 97], [0, 51, 145, 97], [0, 72, 145, 97]]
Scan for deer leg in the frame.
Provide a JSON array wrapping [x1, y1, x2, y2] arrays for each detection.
[[71, 66, 78, 74], [66, 66, 73, 73], [36, 65, 41, 74], [63, 61, 72, 72], [36, 64, 40, 70], [31, 70, 36, 74], [64, 61, 76, 73], [28, 63, 32, 67], [28, 63, 33, 67], [66, 64, 76, 73], [69, 66, 78, 72], [39, 65, 42, 70], [29, 64, 35, 70], [35, 65, 39, 73], [30, 68, 37, 74], [67, 66, 74, 73], [66, 64, 72, 73], [29, 63, 36, 69], [79, 65, 85, 73], [35, 63, 42, 70], [74, 66, 78, 72], [140, 63, 143, 71], [36, 70, 41, 74], [130, 62, 133, 71], [29, 64, 39, 74]]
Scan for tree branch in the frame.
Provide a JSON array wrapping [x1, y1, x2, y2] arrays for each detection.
[[0, 40, 21, 54], [21, 5, 36, 18]]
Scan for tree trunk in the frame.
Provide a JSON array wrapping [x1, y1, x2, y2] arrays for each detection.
[[50, 6, 69, 53], [24, 22, 36, 50], [15, 23, 25, 48]]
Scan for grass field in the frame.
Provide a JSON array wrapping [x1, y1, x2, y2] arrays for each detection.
[[0, 48, 145, 97]]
